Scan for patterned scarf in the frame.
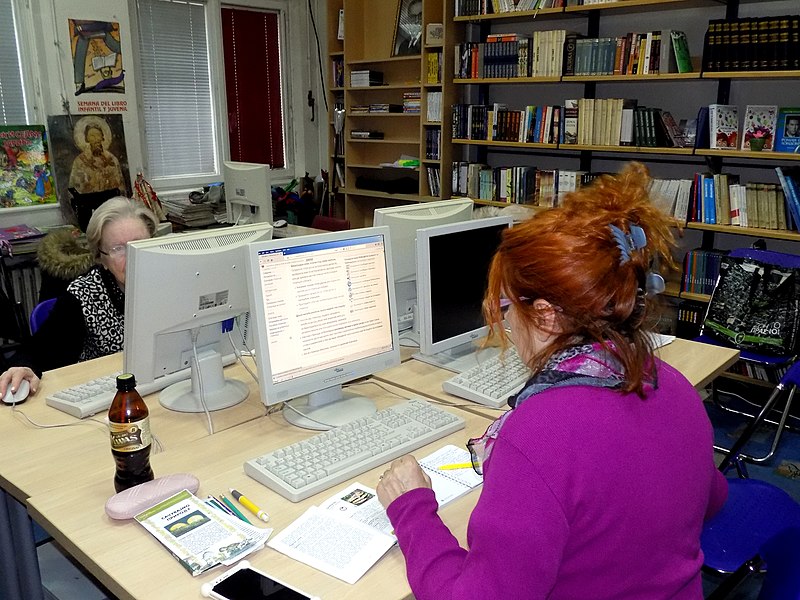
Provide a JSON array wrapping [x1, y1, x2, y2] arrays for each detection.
[[468, 342, 648, 474]]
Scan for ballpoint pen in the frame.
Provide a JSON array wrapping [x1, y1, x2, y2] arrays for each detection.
[[219, 493, 251, 524], [438, 462, 475, 471], [230, 488, 270, 522]]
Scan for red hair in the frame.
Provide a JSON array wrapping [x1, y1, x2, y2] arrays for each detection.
[[484, 162, 676, 396]]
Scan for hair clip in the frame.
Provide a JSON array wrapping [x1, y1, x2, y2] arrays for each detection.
[[609, 223, 647, 265]]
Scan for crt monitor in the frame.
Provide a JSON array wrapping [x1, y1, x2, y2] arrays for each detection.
[[224, 161, 273, 226], [245, 226, 401, 430], [373, 198, 474, 332], [124, 223, 273, 413], [415, 215, 513, 371]]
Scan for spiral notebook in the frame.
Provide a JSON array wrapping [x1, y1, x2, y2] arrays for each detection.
[[418, 445, 483, 507]]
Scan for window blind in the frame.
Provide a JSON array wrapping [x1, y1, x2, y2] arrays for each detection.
[[0, 0, 28, 124], [137, 0, 216, 179]]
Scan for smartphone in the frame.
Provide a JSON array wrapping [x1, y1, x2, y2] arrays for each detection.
[[201, 561, 320, 600]]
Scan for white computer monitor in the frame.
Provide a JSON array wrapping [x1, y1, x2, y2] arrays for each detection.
[[124, 223, 273, 413], [245, 226, 401, 430], [224, 161, 273, 225], [415, 216, 513, 372], [373, 198, 474, 332]]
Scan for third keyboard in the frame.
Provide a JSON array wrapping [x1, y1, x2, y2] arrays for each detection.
[[442, 347, 530, 408]]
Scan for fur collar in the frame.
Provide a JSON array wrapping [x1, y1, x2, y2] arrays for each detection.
[[37, 227, 94, 280]]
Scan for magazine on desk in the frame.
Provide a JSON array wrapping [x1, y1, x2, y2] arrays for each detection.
[[134, 490, 272, 576], [268, 445, 483, 584]]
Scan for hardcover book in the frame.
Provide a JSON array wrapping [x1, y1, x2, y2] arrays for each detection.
[[741, 105, 778, 151], [670, 31, 693, 73], [773, 107, 800, 154], [708, 104, 739, 149], [0, 125, 58, 209]]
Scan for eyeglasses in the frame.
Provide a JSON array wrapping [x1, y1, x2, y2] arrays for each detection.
[[99, 244, 127, 259], [466, 436, 484, 476]]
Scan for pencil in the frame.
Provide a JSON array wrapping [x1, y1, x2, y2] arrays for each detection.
[[220, 494, 251, 524], [438, 462, 475, 470]]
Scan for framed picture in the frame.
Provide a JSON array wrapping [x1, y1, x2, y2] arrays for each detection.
[[392, 0, 423, 57]]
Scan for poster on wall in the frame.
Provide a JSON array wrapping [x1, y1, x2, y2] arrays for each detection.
[[47, 114, 131, 199], [0, 126, 58, 209], [69, 19, 125, 96], [392, 0, 423, 56]]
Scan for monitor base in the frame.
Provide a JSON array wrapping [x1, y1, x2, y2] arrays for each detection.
[[159, 349, 249, 413], [283, 393, 377, 431]]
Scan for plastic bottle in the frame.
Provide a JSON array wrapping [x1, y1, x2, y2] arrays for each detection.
[[108, 373, 154, 492]]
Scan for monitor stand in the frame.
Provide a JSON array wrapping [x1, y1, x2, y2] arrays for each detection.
[[160, 349, 249, 413], [283, 385, 377, 431], [413, 341, 502, 373]]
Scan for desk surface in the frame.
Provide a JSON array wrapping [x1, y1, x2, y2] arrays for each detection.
[[374, 338, 740, 418], [11, 339, 739, 600], [0, 354, 267, 503], [27, 383, 486, 600]]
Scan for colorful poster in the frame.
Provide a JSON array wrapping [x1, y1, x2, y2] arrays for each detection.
[[0, 126, 57, 209], [69, 19, 125, 95], [47, 114, 131, 199]]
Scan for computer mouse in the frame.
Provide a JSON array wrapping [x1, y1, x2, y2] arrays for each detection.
[[272, 219, 288, 228], [2, 379, 30, 405]]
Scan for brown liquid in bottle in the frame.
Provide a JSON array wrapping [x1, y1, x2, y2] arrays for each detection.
[[108, 373, 154, 492]]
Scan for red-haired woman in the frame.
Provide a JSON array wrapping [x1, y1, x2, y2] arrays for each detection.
[[377, 162, 727, 599]]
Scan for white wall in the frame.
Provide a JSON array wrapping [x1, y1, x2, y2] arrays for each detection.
[[2, 0, 323, 229]]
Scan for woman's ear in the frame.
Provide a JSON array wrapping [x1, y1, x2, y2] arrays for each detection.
[[532, 299, 561, 338]]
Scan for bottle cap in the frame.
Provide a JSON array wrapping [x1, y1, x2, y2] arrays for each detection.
[[116, 373, 137, 391]]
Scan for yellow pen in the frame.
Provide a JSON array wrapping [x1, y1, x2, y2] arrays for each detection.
[[438, 462, 475, 471], [230, 488, 270, 522]]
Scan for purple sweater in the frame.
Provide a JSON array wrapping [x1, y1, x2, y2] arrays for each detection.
[[387, 360, 728, 599]]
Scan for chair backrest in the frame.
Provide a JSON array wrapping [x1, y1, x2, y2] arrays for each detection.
[[311, 215, 351, 231], [30, 298, 57, 335], [729, 247, 800, 270]]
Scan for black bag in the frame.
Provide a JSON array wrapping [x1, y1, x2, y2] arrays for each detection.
[[703, 256, 800, 356]]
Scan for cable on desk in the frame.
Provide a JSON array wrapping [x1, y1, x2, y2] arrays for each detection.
[[227, 330, 258, 384]]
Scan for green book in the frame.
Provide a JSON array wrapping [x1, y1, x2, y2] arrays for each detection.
[[670, 31, 693, 73]]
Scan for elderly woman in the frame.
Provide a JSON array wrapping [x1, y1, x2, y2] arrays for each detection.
[[377, 163, 728, 599], [0, 197, 157, 398]]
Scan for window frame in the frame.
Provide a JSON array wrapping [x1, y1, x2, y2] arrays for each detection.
[[2, 0, 43, 125], [133, 0, 306, 191]]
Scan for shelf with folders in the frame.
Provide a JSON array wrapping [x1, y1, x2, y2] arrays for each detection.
[[454, 0, 726, 21]]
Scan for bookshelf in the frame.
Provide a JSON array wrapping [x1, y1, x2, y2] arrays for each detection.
[[325, 0, 463, 228]]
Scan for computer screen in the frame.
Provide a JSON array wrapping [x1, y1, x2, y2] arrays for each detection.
[[224, 161, 273, 226], [415, 216, 513, 371], [373, 198, 474, 332], [124, 223, 273, 413], [245, 226, 401, 430]]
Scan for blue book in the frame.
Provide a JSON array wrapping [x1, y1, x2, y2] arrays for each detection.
[[703, 175, 716, 224], [777, 167, 800, 231]]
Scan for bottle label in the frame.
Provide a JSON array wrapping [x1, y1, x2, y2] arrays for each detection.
[[109, 417, 152, 452]]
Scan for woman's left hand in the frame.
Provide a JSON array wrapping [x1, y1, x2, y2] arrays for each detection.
[[377, 455, 432, 508]]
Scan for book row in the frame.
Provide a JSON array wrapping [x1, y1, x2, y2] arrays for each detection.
[[425, 128, 442, 160], [455, 30, 569, 79], [569, 30, 690, 77], [451, 162, 601, 206], [451, 100, 690, 148], [454, 0, 617, 17], [426, 166, 442, 197], [702, 15, 800, 72], [682, 249, 725, 296], [705, 104, 799, 154]]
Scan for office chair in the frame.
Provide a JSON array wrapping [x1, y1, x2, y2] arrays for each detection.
[[697, 247, 800, 464], [311, 214, 351, 231], [29, 298, 57, 335]]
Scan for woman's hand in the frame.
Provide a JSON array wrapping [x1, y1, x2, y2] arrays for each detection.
[[0, 367, 40, 399], [377, 455, 432, 508]]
